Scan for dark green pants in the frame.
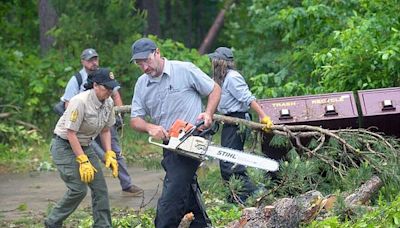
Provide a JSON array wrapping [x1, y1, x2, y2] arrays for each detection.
[[45, 137, 111, 228]]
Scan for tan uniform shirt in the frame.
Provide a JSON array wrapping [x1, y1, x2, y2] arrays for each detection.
[[54, 89, 115, 146]]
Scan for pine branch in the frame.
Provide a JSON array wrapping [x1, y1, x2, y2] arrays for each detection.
[[114, 106, 399, 178]]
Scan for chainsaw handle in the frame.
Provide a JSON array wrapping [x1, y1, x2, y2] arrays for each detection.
[[148, 137, 169, 149], [194, 120, 205, 129]]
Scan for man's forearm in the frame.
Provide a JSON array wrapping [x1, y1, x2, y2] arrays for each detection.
[[130, 117, 151, 133], [99, 127, 112, 151], [112, 91, 123, 106], [205, 83, 221, 116]]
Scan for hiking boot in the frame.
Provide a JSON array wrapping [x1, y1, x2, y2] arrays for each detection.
[[122, 185, 144, 196]]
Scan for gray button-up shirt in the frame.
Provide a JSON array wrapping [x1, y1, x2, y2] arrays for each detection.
[[131, 59, 214, 129], [54, 89, 115, 146], [218, 69, 255, 114], [61, 68, 88, 102]]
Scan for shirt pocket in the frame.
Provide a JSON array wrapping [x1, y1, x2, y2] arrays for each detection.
[[85, 113, 98, 126]]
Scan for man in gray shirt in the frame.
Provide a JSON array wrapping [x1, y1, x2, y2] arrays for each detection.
[[60, 48, 143, 196], [129, 38, 221, 227]]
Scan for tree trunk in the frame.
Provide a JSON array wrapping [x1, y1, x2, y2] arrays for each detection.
[[227, 176, 383, 227], [186, 0, 193, 47], [137, 0, 160, 36], [344, 175, 383, 205], [198, 1, 232, 54], [178, 212, 194, 228], [38, 0, 58, 56]]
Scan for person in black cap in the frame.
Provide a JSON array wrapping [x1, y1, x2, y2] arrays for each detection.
[[59, 48, 143, 197], [208, 47, 273, 203], [129, 37, 221, 227], [45, 68, 120, 228]]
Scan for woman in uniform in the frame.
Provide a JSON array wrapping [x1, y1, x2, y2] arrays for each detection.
[[208, 47, 273, 203], [45, 68, 119, 228]]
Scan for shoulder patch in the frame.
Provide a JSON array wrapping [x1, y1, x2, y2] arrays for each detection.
[[70, 110, 79, 122]]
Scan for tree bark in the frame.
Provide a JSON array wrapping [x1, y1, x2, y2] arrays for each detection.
[[114, 105, 264, 130], [137, 0, 160, 36], [38, 0, 58, 56], [344, 175, 383, 205], [198, 1, 233, 54], [178, 212, 194, 228], [227, 176, 383, 227]]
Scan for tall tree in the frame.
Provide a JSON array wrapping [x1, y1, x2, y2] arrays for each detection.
[[39, 0, 58, 56], [198, 1, 232, 54], [137, 0, 160, 36]]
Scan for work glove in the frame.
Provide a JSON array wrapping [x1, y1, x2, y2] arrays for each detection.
[[261, 116, 274, 132], [104, 150, 118, 178], [76, 154, 97, 183]]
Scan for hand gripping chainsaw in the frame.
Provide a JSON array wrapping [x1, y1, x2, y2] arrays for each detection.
[[149, 119, 279, 172]]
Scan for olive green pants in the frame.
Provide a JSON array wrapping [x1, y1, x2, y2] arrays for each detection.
[[45, 137, 111, 228]]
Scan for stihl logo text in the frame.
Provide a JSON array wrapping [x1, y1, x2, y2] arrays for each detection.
[[217, 150, 237, 159]]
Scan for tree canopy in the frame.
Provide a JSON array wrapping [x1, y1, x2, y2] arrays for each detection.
[[224, 0, 400, 98], [2, 0, 399, 128]]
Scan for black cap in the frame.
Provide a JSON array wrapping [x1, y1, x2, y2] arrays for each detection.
[[130, 38, 157, 63], [91, 68, 120, 90], [81, 48, 98, 60], [208, 47, 234, 61]]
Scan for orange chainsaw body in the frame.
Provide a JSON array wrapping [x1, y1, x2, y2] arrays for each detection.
[[169, 119, 194, 138]]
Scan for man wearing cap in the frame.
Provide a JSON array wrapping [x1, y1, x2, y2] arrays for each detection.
[[60, 48, 143, 196], [208, 47, 273, 203], [45, 68, 120, 228], [129, 38, 221, 227]]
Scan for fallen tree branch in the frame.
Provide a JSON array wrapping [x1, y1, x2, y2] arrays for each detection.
[[228, 176, 383, 227], [178, 212, 194, 228], [115, 105, 399, 177]]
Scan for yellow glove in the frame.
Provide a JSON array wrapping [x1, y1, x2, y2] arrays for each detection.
[[261, 116, 274, 132], [104, 150, 118, 178], [76, 154, 97, 183]]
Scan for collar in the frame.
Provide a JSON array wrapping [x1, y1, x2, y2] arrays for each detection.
[[147, 58, 170, 84], [89, 89, 103, 109], [81, 67, 89, 77]]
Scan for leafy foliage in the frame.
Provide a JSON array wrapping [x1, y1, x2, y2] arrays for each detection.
[[224, 0, 400, 98], [0, 0, 210, 132], [308, 193, 400, 228]]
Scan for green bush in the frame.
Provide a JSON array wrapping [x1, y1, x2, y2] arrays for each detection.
[[224, 0, 400, 98], [308, 193, 400, 228]]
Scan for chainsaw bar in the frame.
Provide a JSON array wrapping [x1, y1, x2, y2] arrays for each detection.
[[150, 135, 279, 172], [204, 145, 279, 171]]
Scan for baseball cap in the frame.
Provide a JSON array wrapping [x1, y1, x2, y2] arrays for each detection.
[[91, 68, 120, 90], [208, 47, 234, 61], [81, 48, 98, 60], [130, 38, 157, 63]]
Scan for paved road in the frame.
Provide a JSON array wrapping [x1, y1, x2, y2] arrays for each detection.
[[0, 165, 164, 221]]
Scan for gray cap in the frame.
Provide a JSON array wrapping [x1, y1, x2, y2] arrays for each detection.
[[130, 38, 157, 63], [81, 48, 98, 60], [208, 47, 234, 61]]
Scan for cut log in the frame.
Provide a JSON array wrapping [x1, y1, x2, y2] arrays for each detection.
[[227, 176, 383, 227], [345, 175, 383, 205], [178, 212, 194, 228]]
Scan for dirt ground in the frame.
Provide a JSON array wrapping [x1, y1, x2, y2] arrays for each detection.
[[0, 165, 165, 223]]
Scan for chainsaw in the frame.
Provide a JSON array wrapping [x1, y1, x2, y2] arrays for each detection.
[[149, 119, 279, 172]]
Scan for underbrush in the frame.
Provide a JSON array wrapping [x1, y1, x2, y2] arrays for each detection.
[[308, 193, 400, 228], [0, 119, 163, 173], [0, 123, 49, 173]]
